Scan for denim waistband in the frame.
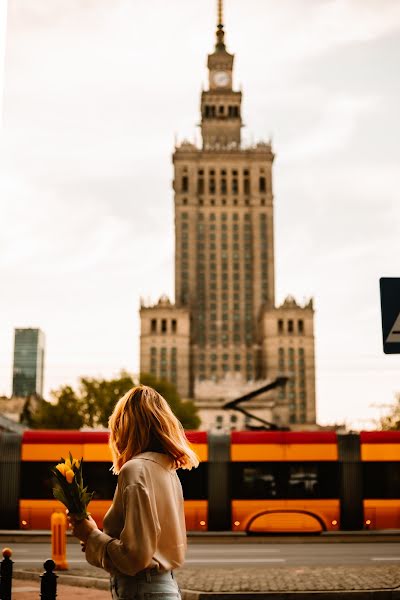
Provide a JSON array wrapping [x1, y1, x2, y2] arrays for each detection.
[[113, 568, 174, 582]]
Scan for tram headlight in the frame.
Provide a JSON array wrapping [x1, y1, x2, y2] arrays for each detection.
[[365, 519, 371, 526], [331, 520, 338, 526], [199, 520, 206, 526], [234, 520, 240, 526]]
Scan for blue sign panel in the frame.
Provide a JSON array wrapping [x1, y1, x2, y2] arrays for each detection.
[[380, 278, 400, 354]]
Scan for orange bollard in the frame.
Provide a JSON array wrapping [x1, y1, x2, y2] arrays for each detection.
[[51, 511, 68, 570]]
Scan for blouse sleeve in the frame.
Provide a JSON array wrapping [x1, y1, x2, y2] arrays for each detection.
[[85, 482, 161, 576]]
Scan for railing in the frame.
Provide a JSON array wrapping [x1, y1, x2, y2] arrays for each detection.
[[0, 549, 58, 600]]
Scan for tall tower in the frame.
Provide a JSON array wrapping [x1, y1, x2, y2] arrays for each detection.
[[12, 328, 45, 398], [173, 2, 275, 395], [140, 1, 316, 430]]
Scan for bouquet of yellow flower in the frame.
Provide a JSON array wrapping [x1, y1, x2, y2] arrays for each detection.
[[51, 453, 95, 520]]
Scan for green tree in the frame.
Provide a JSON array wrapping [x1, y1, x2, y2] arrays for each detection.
[[139, 373, 201, 430], [24, 371, 200, 431], [79, 371, 135, 428], [27, 386, 85, 430], [379, 394, 400, 430]]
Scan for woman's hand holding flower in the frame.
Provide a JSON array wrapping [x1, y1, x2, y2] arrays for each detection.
[[68, 513, 98, 544]]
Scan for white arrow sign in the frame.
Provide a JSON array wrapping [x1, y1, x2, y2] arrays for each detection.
[[386, 311, 400, 343]]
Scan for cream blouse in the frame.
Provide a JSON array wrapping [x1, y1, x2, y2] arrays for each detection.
[[85, 451, 187, 576]]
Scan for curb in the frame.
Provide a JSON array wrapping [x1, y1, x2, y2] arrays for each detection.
[[13, 572, 400, 600], [2, 530, 400, 544]]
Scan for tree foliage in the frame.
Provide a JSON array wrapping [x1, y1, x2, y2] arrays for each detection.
[[379, 394, 400, 431], [24, 371, 200, 431], [139, 373, 201, 430], [79, 371, 135, 428], [23, 387, 85, 430]]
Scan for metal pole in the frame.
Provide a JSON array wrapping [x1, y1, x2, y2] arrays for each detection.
[[40, 559, 58, 600], [0, 548, 13, 600]]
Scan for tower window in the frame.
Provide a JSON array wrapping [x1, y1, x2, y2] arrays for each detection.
[[278, 319, 283, 334], [182, 198, 187, 205], [161, 319, 167, 333], [221, 178, 227, 194], [298, 320, 304, 334], [244, 178, 250, 195], [182, 176, 189, 192], [219, 105, 224, 115], [232, 178, 238, 194], [209, 179, 216, 194], [197, 178, 204, 194], [288, 320, 294, 334], [151, 319, 157, 333], [172, 319, 177, 333], [259, 176, 266, 193]]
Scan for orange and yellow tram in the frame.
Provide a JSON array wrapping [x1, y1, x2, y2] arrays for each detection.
[[0, 429, 399, 532]]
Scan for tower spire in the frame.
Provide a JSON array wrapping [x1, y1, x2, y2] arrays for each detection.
[[216, 0, 225, 50], [218, 0, 223, 26]]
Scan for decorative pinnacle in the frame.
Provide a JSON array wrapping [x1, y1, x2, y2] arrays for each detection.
[[218, 0, 223, 26], [216, 0, 225, 49]]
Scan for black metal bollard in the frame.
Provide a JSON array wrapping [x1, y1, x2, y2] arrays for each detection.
[[0, 548, 13, 600], [40, 559, 58, 600]]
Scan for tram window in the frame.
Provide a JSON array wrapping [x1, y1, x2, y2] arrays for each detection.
[[231, 462, 339, 499], [287, 463, 338, 499], [177, 462, 208, 500], [288, 465, 318, 498], [231, 463, 279, 499], [20, 461, 117, 500], [363, 462, 400, 499]]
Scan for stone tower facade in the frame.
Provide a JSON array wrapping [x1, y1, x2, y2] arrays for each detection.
[[140, 3, 316, 430]]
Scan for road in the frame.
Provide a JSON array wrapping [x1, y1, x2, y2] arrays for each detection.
[[7, 541, 400, 570]]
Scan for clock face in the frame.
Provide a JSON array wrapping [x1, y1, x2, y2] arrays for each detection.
[[213, 71, 230, 87]]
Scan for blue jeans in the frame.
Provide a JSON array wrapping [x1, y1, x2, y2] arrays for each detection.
[[110, 567, 182, 600]]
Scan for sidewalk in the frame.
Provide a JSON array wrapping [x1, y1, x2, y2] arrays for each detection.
[[13, 565, 400, 599], [13, 579, 109, 599]]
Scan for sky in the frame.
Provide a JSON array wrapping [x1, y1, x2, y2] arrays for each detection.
[[0, 0, 399, 428]]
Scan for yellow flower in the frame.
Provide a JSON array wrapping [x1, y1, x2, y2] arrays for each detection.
[[65, 469, 75, 484], [64, 459, 72, 470], [56, 463, 67, 476], [72, 458, 80, 469]]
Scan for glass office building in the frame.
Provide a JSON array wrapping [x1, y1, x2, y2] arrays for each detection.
[[12, 328, 45, 397]]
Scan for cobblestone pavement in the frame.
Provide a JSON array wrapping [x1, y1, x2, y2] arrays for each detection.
[[15, 565, 400, 593], [174, 566, 400, 592]]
